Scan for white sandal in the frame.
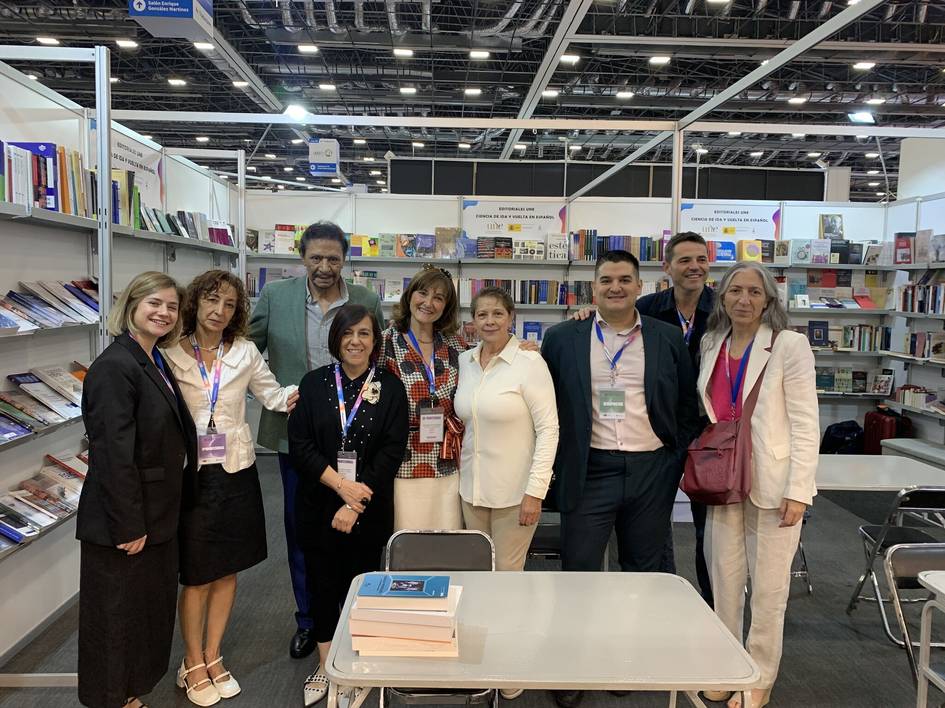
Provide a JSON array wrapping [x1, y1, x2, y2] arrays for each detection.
[[206, 656, 241, 699], [304, 671, 329, 706], [176, 659, 222, 707]]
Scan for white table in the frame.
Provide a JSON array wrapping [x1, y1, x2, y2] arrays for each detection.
[[817, 454, 945, 491], [325, 571, 760, 708], [916, 571, 945, 707]]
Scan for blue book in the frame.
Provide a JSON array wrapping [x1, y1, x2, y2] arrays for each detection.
[[356, 573, 451, 610], [9, 142, 57, 211], [0, 412, 31, 445], [523, 321, 543, 342], [715, 242, 737, 262], [63, 283, 99, 312]]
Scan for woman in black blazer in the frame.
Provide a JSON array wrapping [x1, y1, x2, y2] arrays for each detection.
[[288, 304, 408, 707], [76, 271, 197, 708]]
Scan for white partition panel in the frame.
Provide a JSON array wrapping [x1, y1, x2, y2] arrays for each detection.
[[886, 199, 920, 238], [0, 64, 84, 152], [354, 194, 459, 234], [781, 201, 886, 242], [918, 193, 945, 233], [246, 191, 353, 231], [569, 197, 672, 235], [166, 156, 229, 216]]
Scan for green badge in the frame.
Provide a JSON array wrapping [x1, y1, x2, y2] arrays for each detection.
[[598, 387, 626, 419]]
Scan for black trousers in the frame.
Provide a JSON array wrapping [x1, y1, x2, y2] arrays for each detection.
[[660, 501, 713, 605], [561, 447, 679, 572]]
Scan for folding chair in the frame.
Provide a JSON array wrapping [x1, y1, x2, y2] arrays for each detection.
[[380, 530, 497, 708], [790, 510, 813, 595], [846, 487, 945, 647], [883, 543, 945, 681]]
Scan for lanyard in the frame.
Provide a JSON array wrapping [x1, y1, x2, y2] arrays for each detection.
[[406, 330, 436, 400], [723, 336, 754, 415], [334, 364, 375, 440], [677, 309, 693, 344], [190, 336, 223, 423], [152, 348, 175, 394], [594, 320, 638, 373]]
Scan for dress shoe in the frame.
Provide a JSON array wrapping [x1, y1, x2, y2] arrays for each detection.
[[206, 656, 241, 699], [551, 690, 583, 708], [303, 671, 329, 706], [176, 660, 221, 707], [291, 628, 317, 659]]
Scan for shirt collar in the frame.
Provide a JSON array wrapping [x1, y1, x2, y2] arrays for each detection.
[[163, 338, 245, 370], [305, 279, 349, 308], [471, 334, 519, 367], [594, 310, 642, 337]]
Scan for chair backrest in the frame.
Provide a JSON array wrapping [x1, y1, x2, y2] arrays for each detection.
[[890, 487, 945, 518], [385, 530, 496, 572]]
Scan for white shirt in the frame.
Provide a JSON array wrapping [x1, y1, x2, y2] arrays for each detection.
[[454, 335, 559, 508], [163, 337, 298, 473]]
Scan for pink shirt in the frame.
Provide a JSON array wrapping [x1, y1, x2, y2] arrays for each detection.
[[709, 340, 746, 422], [589, 311, 663, 452]]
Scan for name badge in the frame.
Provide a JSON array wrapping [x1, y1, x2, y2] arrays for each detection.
[[419, 406, 445, 443], [597, 387, 626, 420], [337, 450, 358, 481], [197, 426, 227, 465]]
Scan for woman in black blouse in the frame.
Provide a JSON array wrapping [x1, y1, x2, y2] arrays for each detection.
[[288, 304, 409, 707]]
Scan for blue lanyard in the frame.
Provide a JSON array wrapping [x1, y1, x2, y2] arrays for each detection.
[[594, 320, 638, 371], [334, 364, 375, 440], [406, 330, 436, 399], [152, 348, 174, 393], [724, 337, 754, 414], [677, 309, 693, 344], [190, 336, 223, 421]]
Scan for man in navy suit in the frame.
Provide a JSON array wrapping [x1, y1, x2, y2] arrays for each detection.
[[541, 249, 701, 708]]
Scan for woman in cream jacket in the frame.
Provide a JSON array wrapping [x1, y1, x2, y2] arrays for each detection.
[[697, 262, 818, 708]]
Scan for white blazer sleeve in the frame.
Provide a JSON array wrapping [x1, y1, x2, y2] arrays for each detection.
[[246, 344, 298, 412], [521, 356, 559, 500], [781, 335, 819, 505]]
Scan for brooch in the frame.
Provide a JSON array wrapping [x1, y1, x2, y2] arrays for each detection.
[[363, 381, 382, 404]]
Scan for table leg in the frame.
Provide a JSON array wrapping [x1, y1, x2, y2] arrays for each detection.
[[917, 600, 934, 708], [669, 689, 677, 708], [327, 680, 338, 708], [683, 690, 709, 707], [349, 686, 373, 708]]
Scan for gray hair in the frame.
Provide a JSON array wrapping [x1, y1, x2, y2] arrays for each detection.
[[705, 261, 789, 350]]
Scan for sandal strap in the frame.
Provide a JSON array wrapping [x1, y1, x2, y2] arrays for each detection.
[[206, 656, 224, 669], [186, 677, 213, 693], [181, 662, 207, 677]]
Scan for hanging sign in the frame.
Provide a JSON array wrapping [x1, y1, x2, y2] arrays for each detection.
[[679, 201, 781, 241], [461, 199, 567, 239], [90, 123, 165, 209], [129, 0, 213, 40], [309, 138, 340, 177]]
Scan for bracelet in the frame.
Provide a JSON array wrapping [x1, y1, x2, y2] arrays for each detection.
[[336, 478, 344, 493], [344, 503, 359, 513]]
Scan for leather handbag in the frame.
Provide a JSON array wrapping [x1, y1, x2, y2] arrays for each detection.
[[680, 332, 778, 505]]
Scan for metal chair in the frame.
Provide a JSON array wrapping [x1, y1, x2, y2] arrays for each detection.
[[380, 530, 497, 708], [790, 510, 813, 595], [846, 487, 945, 647], [883, 543, 945, 682]]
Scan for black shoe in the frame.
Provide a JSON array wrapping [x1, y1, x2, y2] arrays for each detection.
[[552, 690, 583, 708], [290, 628, 317, 659]]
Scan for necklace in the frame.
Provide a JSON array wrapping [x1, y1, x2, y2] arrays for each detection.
[[416, 337, 434, 344], [193, 339, 222, 351]]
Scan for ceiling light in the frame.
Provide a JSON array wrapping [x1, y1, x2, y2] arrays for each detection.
[[199, 165, 209, 169], [296, 177, 306, 181], [36, 37, 59, 45], [857, 134, 870, 139], [370, 170, 382, 176], [458, 142, 471, 149], [168, 78, 187, 86], [792, 133, 807, 137], [298, 44, 318, 53], [26, 73, 38, 80], [116, 39, 138, 49], [849, 111, 875, 124], [246, 166, 257, 172], [616, 91, 635, 99], [278, 184, 285, 190], [542, 89, 559, 98], [196, 136, 210, 143], [411, 142, 425, 148], [261, 176, 272, 181], [695, 148, 709, 155], [283, 167, 294, 172], [867, 169, 879, 175], [569, 145, 582, 151], [110, 77, 119, 84], [868, 181, 881, 187], [331, 178, 341, 184], [514, 143, 527, 150], [760, 60, 769, 66], [807, 151, 822, 157], [141, 135, 152, 140], [470, 50, 490, 59], [284, 104, 308, 121], [649, 56, 671, 65], [727, 131, 742, 136], [400, 87, 417, 94], [865, 97, 885, 105], [353, 138, 367, 145], [232, 80, 249, 87], [749, 151, 764, 157], [788, 97, 807, 104], [706, 0, 731, 3], [291, 138, 304, 144], [393, 48, 414, 57], [363, 156, 376, 162], [876, 192, 885, 197], [560, 54, 580, 64], [319, 83, 336, 91], [218, 174, 228, 180], [465, 87, 482, 96], [376, 180, 386, 185], [265, 153, 277, 159], [853, 61, 876, 70], [381, 188, 388, 193], [866, 152, 880, 158], [193, 42, 215, 51]]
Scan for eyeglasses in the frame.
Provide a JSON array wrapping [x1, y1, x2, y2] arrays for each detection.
[[307, 254, 343, 268], [422, 262, 453, 279]]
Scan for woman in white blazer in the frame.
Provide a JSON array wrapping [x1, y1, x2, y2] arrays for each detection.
[[697, 262, 818, 708]]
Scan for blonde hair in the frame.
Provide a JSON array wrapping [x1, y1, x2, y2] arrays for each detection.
[[107, 271, 185, 347]]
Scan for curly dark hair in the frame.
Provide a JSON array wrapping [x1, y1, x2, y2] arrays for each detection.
[[392, 265, 459, 337], [180, 269, 250, 344]]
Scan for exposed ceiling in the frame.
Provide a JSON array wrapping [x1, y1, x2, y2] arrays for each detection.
[[1, 0, 943, 200]]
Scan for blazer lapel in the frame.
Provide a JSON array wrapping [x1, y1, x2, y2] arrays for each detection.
[[118, 334, 183, 427], [572, 318, 593, 423], [641, 317, 660, 413], [699, 332, 725, 421], [291, 276, 309, 361], [741, 323, 773, 403]]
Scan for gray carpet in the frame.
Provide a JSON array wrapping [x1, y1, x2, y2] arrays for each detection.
[[0, 457, 936, 708]]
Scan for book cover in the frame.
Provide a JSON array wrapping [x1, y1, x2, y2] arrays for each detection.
[[547, 233, 569, 261], [383, 278, 403, 303], [415, 234, 435, 259], [815, 366, 835, 391], [849, 243, 864, 265], [931, 235, 945, 263], [8, 374, 81, 419], [0, 302, 40, 333], [356, 573, 451, 610], [807, 320, 829, 347], [0, 513, 37, 542], [819, 213, 844, 240], [0, 401, 37, 429], [916, 229, 933, 264], [715, 242, 736, 262], [30, 365, 83, 406], [773, 240, 791, 265], [457, 234, 478, 258], [10, 142, 58, 211], [396, 234, 417, 258], [0, 390, 64, 425], [45, 452, 89, 479], [789, 239, 812, 265], [434, 227, 460, 259], [0, 413, 31, 445], [829, 240, 850, 265], [810, 240, 831, 265], [7, 291, 70, 327], [522, 321, 543, 342], [760, 240, 775, 263], [863, 244, 884, 266], [852, 370, 868, 394], [10, 490, 62, 521], [868, 369, 894, 396], [378, 234, 397, 257], [834, 367, 854, 393], [351, 586, 462, 626], [476, 237, 495, 259], [0, 494, 54, 528], [494, 237, 513, 259], [736, 240, 762, 262], [18, 474, 78, 512], [894, 232, 916, 265], [932, 332, 945, 363]]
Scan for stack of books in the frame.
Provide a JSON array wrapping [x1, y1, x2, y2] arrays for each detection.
[[349, 573, 462, 657]]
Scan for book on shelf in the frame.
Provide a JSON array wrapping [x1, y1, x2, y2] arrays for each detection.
[[819, 213, 844, 241], [0, 390, 65, 425], [0, 511, 39, 543], [863, 244, 885, 266], [0, 493, 55, 529], [0, 412, 31, 445], [476, 236, 495, 259], [21, 281, 98, 324], [18, 472, 79, 513], [383, 278, 404, 303], [810, 240, 831, 265], [396, 234, 418, 258], [916, 230, 932, 265], [807, 321, 829, 348], [494, 236, 513, 259], [867, 369, 895, 396], [0, 303, 40, 334], [9, 141, 59, 211], [29, 365, 83, 406], [7, 373, 81, 420], [895, 232, 916, 265], [834, 367, 854, 393], [434, 227, 460, 259], [0, 400, 38, 429], [790, 239, 812, 265], [6, 291, 74, 328], [829, 240, 850, 265], [45, 452, 89, 479], [378, 233, 397, 257], [815, 366, 835, 392], [931, 235, 945, 263], [736, 240, 762, 262], [522, 321, 544, 342], [356, 573, 451, 611], [415, 234, 435, 259], [10, 490, 65, 521], [932, 333, 945, 363]]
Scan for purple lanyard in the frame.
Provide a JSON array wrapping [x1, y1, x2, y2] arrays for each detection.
[[334, 364, 375, 440], [406, 330, 436, 400], [677, 309, 693, 344], [723, 336, 754, 414], [190, 336, 223, 424], [594, 320, 638, 372]]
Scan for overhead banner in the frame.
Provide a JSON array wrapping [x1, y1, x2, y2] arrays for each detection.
[[90, 124, 165, 208], [309, 138, 340, 177], [461, 199, 567, 239], [680, 202, 781, 240], [129, 0, 213, 40]]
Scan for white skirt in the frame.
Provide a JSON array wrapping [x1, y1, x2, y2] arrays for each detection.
[[393, 474, 463, 531]]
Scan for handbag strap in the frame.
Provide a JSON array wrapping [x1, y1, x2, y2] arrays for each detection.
[[740, 329, 780, 420]]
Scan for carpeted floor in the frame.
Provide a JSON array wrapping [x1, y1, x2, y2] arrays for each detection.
[[0, 457, 938, 707]]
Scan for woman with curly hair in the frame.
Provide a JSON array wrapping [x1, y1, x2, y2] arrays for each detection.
[[163, 270, 299, 706]]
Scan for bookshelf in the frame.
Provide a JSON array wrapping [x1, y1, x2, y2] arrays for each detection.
[[790, 308, 891, 316]]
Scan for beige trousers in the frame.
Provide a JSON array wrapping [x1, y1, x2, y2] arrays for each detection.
[[460, 501, 538, 571], [393, 474, 463, 531], [705, 499, 803, 690]]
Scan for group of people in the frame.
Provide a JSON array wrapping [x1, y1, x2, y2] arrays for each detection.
[[75, 222, 818, 708]]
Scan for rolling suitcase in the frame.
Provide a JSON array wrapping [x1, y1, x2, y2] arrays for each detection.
[[863, 407, 913, 455]]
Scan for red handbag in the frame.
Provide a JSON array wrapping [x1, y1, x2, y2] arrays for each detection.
[[680, 332, 778, 506]]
